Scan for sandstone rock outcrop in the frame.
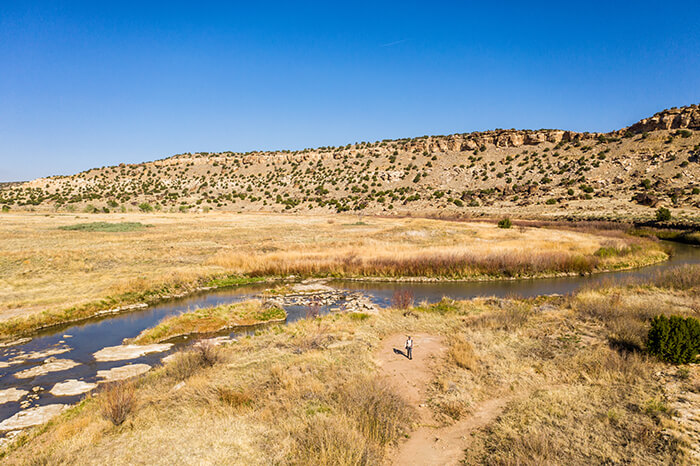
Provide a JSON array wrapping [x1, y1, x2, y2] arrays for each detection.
[[627, 105, 700, 134]]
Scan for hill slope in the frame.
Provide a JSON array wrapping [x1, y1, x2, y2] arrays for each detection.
[[2, 105, 700, 221]]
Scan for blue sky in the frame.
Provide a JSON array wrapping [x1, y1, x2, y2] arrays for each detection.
[[1, 1, 699, 181]]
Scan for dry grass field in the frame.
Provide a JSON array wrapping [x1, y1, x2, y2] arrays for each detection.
[[2, 268, 699, 465], [0, 212, 665, 339]]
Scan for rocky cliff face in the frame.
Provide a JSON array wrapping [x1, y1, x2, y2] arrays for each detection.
[[627, 105, 700, 134]]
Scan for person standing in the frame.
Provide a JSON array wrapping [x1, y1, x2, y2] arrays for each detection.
[[406, 336, 413, 360]]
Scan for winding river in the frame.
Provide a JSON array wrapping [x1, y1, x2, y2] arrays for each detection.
[[1, 242, 699, 430]]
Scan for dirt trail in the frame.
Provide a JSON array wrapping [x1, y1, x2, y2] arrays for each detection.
[[375, 333, 509, 466]]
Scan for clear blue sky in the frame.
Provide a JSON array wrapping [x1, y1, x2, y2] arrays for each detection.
[[1, 1, 699, 181]]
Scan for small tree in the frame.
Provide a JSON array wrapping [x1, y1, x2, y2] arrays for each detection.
[[647, 315, 700, 364], [138, 202, 154, 213], [498, 218, 512, 229], [655, 206, 671, 222]]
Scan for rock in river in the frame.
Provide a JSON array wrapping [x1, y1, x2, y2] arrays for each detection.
[[14, 358, 80, 379], [93, 343, 173, 362], [0, 404, 67, 431], [96, 363, 151, 382], [0, 388, 28, 404], [49, 379, 97, 397]]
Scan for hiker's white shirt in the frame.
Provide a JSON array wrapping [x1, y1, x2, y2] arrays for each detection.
[[406, 339, 413, 348]]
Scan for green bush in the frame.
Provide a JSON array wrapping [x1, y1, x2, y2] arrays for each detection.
[[655, 207, 671, 222], [647, 315, 700, 364], [1, 205, 9, 212], [138, 202, 154, 212], [497, 217, 512, 229]]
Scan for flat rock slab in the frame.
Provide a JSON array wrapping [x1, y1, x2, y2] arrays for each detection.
[[0, 338, 31, 348], [0, 404, 67, 431], [93, 343, 173, 362], [0, 388, 28, 404], [97, 363, 151, 382], [13, 345, 72, 361], [49, 379, 97, 396], [14, 358, 80, 379], [290, 283, 336, 293]]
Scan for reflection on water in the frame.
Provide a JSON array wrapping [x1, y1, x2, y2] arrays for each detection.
[[2, 242, 699, 426]]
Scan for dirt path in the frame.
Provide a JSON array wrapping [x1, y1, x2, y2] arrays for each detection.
[[375, 333, 509, 466]]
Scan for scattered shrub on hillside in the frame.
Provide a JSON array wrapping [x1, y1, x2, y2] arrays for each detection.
[[98, 381, 137, 426], [498, 217, 512, 229], [392, 290, 414, 309], [655, 207, 672, 222], [647, 315, 700, 364], [1, 205, 9, 212], [138, 202, 154, 212]]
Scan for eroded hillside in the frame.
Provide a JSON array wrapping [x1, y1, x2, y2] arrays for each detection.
[[2, 105, 699, 221]]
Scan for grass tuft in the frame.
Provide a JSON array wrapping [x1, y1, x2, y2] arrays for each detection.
[[449, 334, 478, 370], [98, 381, 137, 426]]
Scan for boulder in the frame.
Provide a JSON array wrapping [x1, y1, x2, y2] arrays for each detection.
[[632, 192, 659, 207]]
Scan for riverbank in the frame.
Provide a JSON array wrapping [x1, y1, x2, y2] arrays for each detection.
[[2, 267, 699, 464]]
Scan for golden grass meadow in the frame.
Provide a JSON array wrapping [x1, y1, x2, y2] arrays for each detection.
[[0, 211, 665, 339]]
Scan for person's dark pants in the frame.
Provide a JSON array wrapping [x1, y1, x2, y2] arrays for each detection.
[[407, 347, 412, 360]]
